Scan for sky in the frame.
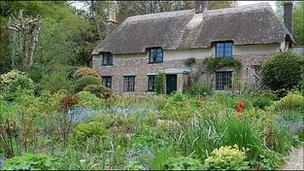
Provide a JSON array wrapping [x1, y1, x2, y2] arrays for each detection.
[[70, 1, 277, 12]]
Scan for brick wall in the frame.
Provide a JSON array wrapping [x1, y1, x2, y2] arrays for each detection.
[[92, 49, 276, 94]]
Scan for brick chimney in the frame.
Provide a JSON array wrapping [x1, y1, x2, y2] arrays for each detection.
[[195, 1, 208, 14], [106, 10, 117, 36], [283, 2, 293, 35]]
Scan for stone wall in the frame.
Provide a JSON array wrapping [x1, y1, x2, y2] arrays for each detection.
[[92, 44, 281, 94]]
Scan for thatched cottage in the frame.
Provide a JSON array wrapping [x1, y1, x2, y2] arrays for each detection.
[[91, 2, 294, 94]]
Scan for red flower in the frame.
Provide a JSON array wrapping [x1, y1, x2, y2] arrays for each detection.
[[236, 102, 246, 113]]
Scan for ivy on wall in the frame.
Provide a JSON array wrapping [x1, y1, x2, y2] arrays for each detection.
[[202, 57, 242, 72], [155, 72, 165, 94]]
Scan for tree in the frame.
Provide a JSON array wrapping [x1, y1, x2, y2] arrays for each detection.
[[261, 51, 304, 90]]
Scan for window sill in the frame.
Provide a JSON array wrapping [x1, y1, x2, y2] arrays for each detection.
[[148, 62, 163, 64], [101, 64, 113, 66]]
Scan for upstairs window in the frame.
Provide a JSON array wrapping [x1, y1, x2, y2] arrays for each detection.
[[215, 71, 232, 90], [148, 47, 163, 63], [123, 76, 135, 92], [102, 76, 112, 89], [215, 42, 233, 58], [101, 52, 113, 66], [147, 75, 156, 92]]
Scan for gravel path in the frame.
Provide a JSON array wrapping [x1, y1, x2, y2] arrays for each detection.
[[283, 145, 304, 170]]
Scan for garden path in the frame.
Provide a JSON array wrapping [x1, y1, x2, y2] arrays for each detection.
[[282, 145, 304, 170]]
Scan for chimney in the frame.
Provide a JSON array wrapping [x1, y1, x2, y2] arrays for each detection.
[[106, 10, 117, 36], [195, 1, 208, 14], [283, 2, 293, 35]]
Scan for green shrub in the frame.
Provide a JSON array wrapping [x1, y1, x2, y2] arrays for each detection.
[[155, 72, 165, 94], [40, 72, 73, 93], [165, 156, 203, 170], [185, 57, 196, 67], [277, 92, 304, 111], [202, 57, 242, 72], [2, 153, 54, 170], [184, 83, 211, 97], [70, 121, 106, 143], [253, 96, 272, 109], [83, 84, 112, 99], [76, 91, 105, 109], [74, 67, 100, 78], [203, 145, 249, 170], [1, 71, 35, 101], [261, 51, 304, 90], [74, 75, 101, 93]]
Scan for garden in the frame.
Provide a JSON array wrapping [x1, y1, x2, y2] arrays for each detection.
[[0, 51, 303, 170]]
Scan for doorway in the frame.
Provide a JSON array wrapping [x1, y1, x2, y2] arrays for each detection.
[[166, 74, 177, 94]]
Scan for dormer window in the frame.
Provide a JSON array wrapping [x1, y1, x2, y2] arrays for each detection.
[[101, 52, 113, 66], [148, 47, 163, 63], [215, 42, 233, 58]]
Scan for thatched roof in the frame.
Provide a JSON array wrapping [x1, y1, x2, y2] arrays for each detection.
[[92, 3, 293, 55]]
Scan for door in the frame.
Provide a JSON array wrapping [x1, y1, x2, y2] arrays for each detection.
[[166, 74, 177, 94]]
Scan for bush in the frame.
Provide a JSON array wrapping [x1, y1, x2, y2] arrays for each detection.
[[184, 83, 211, 97], [165, 156, 203, 170], [1, 71, 35, 100], [76, 91, 105, 109], [1, 153, 54, 170], [253, 96, 272, 109], [40, 72, 73, 93], [203, 145, 249, 170], [155, 72, 165, 94], [70, 121, 106, 143], [202, 57, 242, 72], [277, 92, 304, 111], [74, 75, 101, 93], [185, 57, 196, 67], [83, 84, 112, 99], [74, 67, 100, 78], [261, 51, 304, 90]]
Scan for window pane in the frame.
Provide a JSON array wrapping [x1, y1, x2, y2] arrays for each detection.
[[149, 48, 163, 63], [216, 72, 232, 90], [124, 76, 135, 91], [148, 75, 155, 91]]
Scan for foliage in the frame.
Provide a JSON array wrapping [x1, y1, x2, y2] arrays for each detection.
[[2, 153, 54, 170], [74, 67, 100, 78], [203, 145, 249, 170], [76, 91, 105, 109], [202, 57, 242, 72], [185, 57, 196, 67], [70, 121, 106, 143], [40, 72, 73, 93], [276, 92, 304, 111], [83, 84, 112, 99], [261, 51, 304, 90], [155, 72, 165, 94], [165, 156, 203, 170], [184, 83, 211, 97], [60, 94, 79, 109], [0, 70, 35, 100], [74, 75, 101, 93], [253, 96, 272, 109]]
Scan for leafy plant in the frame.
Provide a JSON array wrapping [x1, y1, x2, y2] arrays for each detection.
[[185, 57, 196, 67], [203, 145, 249, 170], [165, 156, 203, 170], [253, 96, 272, 109], [74, 75, 101, 93], [1, 153, 54, 170], [261, 51, 304, 90], [70, 121, 106, 143], [202, 56, 242, 72], [74, 67, 100, 78], [276, 92, 304, 111], [155, 72, 165, 94], [184, 83, 211, 97], [40, 72, 73, 93], [83, 84, 112, 99]]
